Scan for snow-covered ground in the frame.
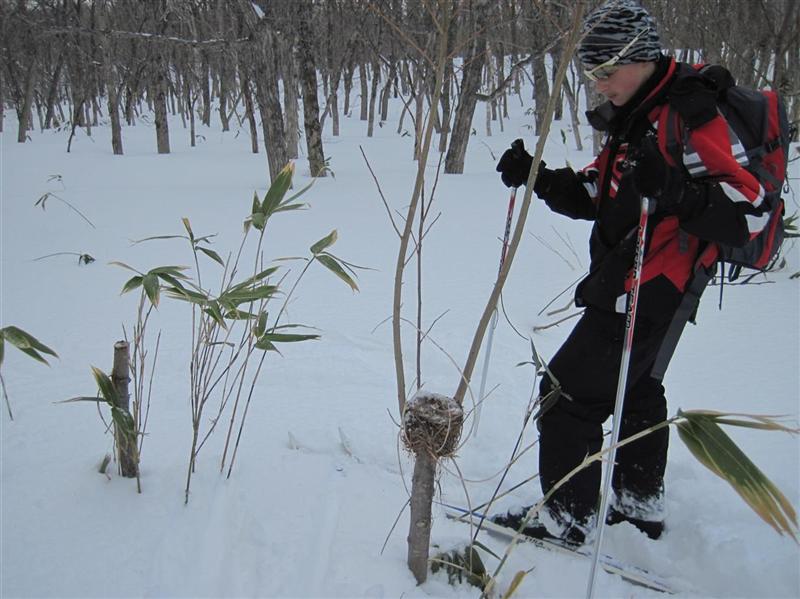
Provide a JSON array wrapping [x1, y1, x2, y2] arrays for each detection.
[[2, 77, 799, 598]]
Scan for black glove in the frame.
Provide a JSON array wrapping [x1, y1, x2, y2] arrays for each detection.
[[496, 139, 533, 188], [629, 132, 688, 212]]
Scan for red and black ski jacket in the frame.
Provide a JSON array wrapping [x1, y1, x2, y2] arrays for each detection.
[[537, 55, 765, 321]]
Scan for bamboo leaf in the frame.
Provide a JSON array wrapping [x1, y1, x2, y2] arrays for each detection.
[[310, 230, 338, 255], [130, 234, 188, 245], [0, 333, 4, 367], [273, 202, 307, 214], [254, 337, 278, 352], [182, 217, 194, 242], [502, 571, 527, 599], [111, 406, 136, 436], [223, 284, 279, 305], [224, 309, 259, 320], [251, 212, 266, 231], [198, 246, 225, 267], [1, 327, 58, 362], [148, 265, 190, 278], [121, 275, 143, 294], [203, 301, 227, 329], [677, 411, 798, 541], [90, 366, 118, 407], [255, 312, 268, 337], [316, 255, 359, 291], [142, 273, 160, 307], [165, 286, 208, 305], [228, 267, 280, 292], [262, 162, 295, 216], [251, 191, 261, 216], [56, 396, 106, 404], [108, 261, 141, 274], [260, 332, 320, 343]]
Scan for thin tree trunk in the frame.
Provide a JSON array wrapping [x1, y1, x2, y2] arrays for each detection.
[[367, 60, 380, 137], [359, 61, 369, 121], [17, 60, 36, 143], [282, 38, 300, 160], [296, 2, 326, 177], [254, 32, 287, 183], [154, 67, 171, 154], [444, 35, 485, 173]]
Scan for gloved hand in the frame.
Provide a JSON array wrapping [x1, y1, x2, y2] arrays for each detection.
[[628, 132, 688, 212], [496, 139, 533, 188]]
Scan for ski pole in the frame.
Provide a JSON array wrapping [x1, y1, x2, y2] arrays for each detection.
[[474, 184, 517, 435], [585, 195, 652, 599]]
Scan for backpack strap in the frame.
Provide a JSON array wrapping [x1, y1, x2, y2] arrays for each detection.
[[650, 265, 714, 380]]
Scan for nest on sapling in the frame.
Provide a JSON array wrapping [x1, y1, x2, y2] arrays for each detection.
[[402, 392, 464, 458]]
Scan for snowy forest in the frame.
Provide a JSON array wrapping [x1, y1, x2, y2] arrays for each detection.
[[2, 1, 800, 598]]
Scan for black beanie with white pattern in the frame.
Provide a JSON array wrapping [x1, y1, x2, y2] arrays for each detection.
[[578, 0, 662, 67]]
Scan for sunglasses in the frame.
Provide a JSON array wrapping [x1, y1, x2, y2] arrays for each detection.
[[583, 28, 649, 82]]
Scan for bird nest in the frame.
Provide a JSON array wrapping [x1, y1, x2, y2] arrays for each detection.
[[402, 392, 463, 458]]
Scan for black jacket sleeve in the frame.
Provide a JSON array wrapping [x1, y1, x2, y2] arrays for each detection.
[[535, 167, 597, 221], [677, 181, 752, 247]]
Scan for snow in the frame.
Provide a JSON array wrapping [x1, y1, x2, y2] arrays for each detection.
[[2, 77, 799, 599]]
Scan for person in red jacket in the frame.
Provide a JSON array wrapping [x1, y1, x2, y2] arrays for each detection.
[[493, 0, 765, 543]]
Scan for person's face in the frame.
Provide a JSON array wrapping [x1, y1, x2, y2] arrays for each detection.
[[593, 61, 656, 106]]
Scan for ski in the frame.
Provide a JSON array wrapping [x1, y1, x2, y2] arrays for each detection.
[[442, 503, 677, 594]]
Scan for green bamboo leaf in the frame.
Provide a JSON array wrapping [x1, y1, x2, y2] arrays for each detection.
[[108, 261, 142, 274], [148, 265, 190, 278], [262, 162, 295, 216], [260, 332, 320, 343], [502, 571, 527, 599], [182, 217, 194, 242], [142, 273, 160, 307], [198, 246, 225, 266], [273, 203, 307, 214], [130, 234, 188, 245], [224, 309, 259, 320], [111, 406, 136, 435], [203, 301, 227, 329], [16, 347, 50, 364], [310, 230, 338, 255], [90, 366, 118, 407], [57, 396, 106, 404], [472, 540, 501, 561], [228, 267, 280, 292], [1, 326, 58, 361], [155, 273, 187, 291], [283, 177, 316, 204], [251, 212, 266, 231], [223, 284, 278, 305], [677, 412, 798, 541], [251, 191, 261, 216], [254, 337, 278, 351], [121, 275, 143, 294], [254, 312, 268, 337], [165, 286, 209, 305], [0, 333, 4, 367], [316, 255, 359, 292]]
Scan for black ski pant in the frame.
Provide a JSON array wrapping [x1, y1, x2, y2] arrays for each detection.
[[538, 306, 672, 526]]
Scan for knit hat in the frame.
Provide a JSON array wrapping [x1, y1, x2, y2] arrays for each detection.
[[578, 0, 662, 67]]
